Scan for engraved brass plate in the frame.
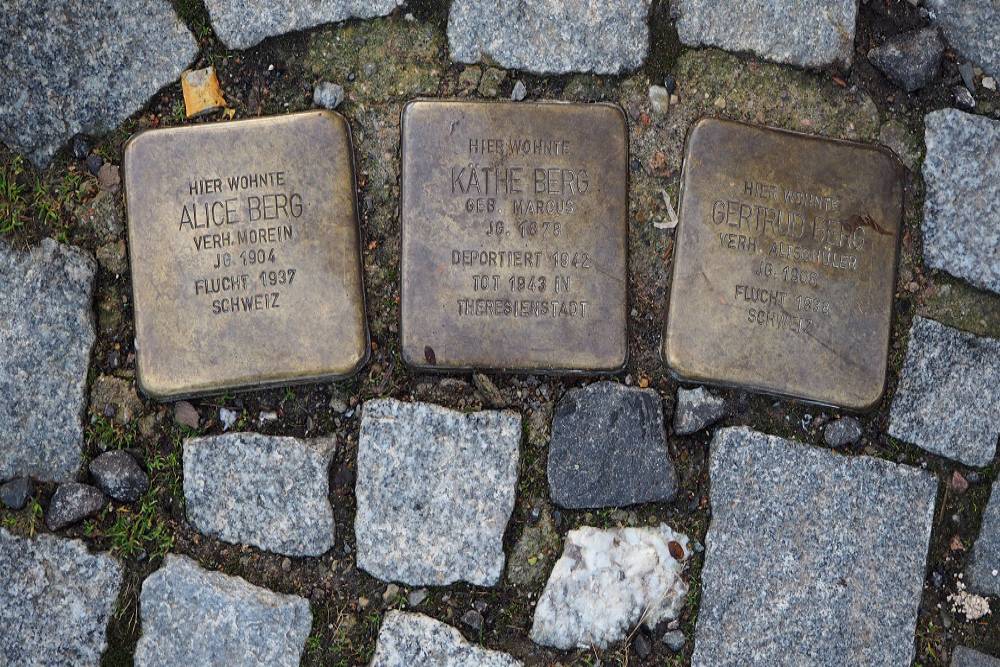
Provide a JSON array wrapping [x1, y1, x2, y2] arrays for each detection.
[[662, 118, 903, 410], [400, 100, 628, 372], [124, 111, 368, 399]]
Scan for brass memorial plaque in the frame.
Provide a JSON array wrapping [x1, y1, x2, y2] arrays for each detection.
[[662, 118, 903, 410], [400, 100, 628, 372], [124, 111, 368, 399]]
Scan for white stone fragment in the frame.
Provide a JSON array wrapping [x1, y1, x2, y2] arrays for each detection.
[[372, 611, 522, 667], [530, 524, 690, 649]]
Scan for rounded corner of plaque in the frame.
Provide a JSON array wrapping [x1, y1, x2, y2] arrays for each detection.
[[689, 115, 723, 136], [122, 128, 155, 165], [344, 337, 371, 379], [135, 372, 174, 404], [850, 379, 888, 414], [605, 346, 629, 375], [398, 341, 423, 370], [869, 143, 906, 179], [400, 99, 428, 123], [312, 108, 349, 131], [659, 336, 685, 376], [596, 102, 628, 128]]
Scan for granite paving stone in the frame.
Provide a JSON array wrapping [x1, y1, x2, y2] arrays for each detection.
[[0, 528, 122, 666], [926, 0, 1000, 79], [531, 524, 691, 650], [953, 646, 1000, 667], [922, 109, 1000, 294], [0, 0, 196, 168], [371, 611, 523, 667], [448, 0, 652, 74], [888, 317, 1000, 467], [547, 382, 677, 509], [134, 554, 312, 667], [692, 427, 937, 666], [355, 398, 520, 586], [205, 0, 404, 50], [183, 433, 337, 557], [967, 482, 1000, 596], [672, 0, 859, 69], [0, 240, 96, 482]]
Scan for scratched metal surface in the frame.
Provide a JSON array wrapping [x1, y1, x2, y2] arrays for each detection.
[[662, 118, 903, 411], [124, 111, 368, 399], [400, 100, 629, 373]]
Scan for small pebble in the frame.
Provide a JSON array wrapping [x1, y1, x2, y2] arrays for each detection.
[[662, 630, 685, 652], [633, 633, 651, 658], [950, 471, 969, 494], [957, 62, 976, 92], [219, 407, 238, 431], [953, 85, 976, 109], [461, 609, 483, 632], [71, 134, 91, 160], [663, 74, 677, 95], [823, 416, 863, 448], [983, 77, 997, 91], [511, 80, 527, 101], [0, 478, 33, 510], [313, 81, 345, 110], [383, 583, 400, 603], [407, 589, 428, 607], [281, 557, 291, 572], [649, 85, 670, 114], [85, 154, 103, 176]]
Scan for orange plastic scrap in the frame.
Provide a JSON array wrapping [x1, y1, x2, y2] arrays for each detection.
[[180, 67, 227, 118]]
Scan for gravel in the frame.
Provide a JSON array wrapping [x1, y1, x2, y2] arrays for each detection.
[[355, 399, 520, 586], [313, 81, 345, 110], [823, 416, 863, 448], [448, 0, 651, 74], [0, 0, 196, 168], [0, 478, 33, 510], [966, 482, 1000, 596], [46, 483, 108, 531], [134, 554, 312, 667], [511, 80, 527, 101], [0, 240, 95, 483], [183, 433, 337, 557], [692, 427, 937, 666], [89, 450, 149, 502], [530, 525, 690, 650], [922, 109, 999, 294], [547, 382, 677, 508], [926, 0, 1000, 79], [662, 630, 686, 652], [371, 611, 522, 667], [673, 386, 727, 435], [867, 27, 943, 92], [0, 529, 122, 665], [672, 0, 859, 69], [888, 317, 1000, 467], [204, 0, 404, 50]]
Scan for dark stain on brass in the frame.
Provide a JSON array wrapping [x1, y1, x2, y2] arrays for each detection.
[[662, 118, 903, 411], [400, 100, 629, 373], [123, 111, 369, 399]]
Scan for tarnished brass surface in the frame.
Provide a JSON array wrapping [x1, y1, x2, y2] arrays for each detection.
[[662, 118, 903, 410], [400, 100, 628, 372], [124, 111, 368, 399]]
